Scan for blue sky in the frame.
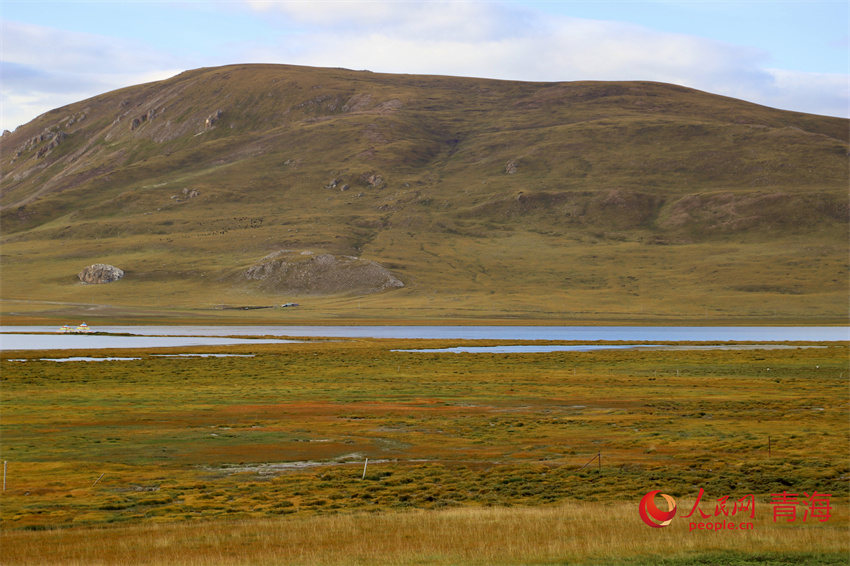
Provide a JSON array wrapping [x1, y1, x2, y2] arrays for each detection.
[[2, 1, 848, 131]]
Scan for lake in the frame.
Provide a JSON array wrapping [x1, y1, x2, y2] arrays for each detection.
[[0, 325, 846, 352]]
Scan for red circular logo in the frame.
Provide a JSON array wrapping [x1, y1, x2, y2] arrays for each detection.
[[639, 490, 677, 528]]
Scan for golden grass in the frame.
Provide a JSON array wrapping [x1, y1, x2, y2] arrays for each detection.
[[2, 502, 847, 566]]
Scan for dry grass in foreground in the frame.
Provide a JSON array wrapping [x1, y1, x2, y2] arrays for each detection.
[[2, 502, 847, 566]]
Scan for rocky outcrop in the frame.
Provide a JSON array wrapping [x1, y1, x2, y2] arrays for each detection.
[[12, 130, 67, 162], [205, 110, 223, 130], [130, 109, 158, 131], [324, 171, 380, 191], [35, 132, 66, 158], [243, 251, 403, 295], [358, 172, 383, 187], [78, 264, 124, 284]]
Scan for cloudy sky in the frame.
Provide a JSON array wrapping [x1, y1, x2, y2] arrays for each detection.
[[2, 1, 848, 132]]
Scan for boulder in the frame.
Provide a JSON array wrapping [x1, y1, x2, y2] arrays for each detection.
[[78, 264, 125, 284]]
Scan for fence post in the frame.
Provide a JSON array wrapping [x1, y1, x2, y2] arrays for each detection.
[[578, 453, 600, 472], [92, 473, 105, 488]]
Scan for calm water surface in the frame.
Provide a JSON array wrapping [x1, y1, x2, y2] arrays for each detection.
[[0, 326, 846, 352]]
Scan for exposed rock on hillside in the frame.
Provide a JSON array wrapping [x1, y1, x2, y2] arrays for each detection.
[[129, 109, 157, 131], [78, 264, 124, 284], [12, 129, 67, 162], [358, 172, 383, 187], [243, 251, 403, 295], [204, 110, 223, 130]]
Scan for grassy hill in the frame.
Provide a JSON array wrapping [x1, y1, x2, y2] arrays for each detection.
[[1, 64, 848, 324]]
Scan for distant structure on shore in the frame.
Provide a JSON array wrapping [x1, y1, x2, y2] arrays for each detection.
[[58, 322, 92, 333]]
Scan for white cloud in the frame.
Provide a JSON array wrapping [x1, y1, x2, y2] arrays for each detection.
[[2, 1, 847, 131], [0, 21, 182, 131], [248, 0, 525, 38], [755, 69, 850, 118], [239, 1, 848, 118]]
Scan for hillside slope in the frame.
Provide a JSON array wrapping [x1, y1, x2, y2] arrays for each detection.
[[1, 64, 848, 323]]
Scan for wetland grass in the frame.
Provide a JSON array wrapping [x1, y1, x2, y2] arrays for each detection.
[[0, 339, 847, 564]]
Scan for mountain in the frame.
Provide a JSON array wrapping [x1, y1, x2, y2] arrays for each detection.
[[1, 64, 848, 323]]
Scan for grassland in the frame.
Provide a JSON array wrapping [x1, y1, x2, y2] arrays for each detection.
[[1, 338, 847, 564], [1, 64, 848, 322], [2, 231, 848, 326]]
